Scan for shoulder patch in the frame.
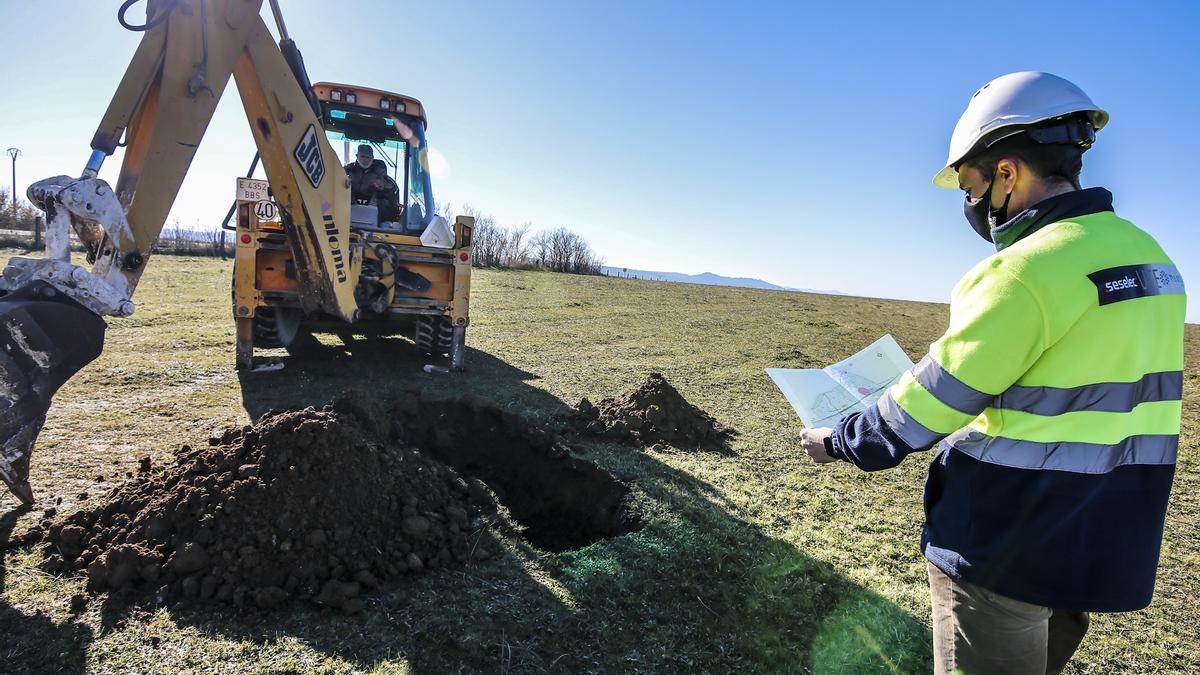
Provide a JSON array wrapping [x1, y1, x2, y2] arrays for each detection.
[[1088, 264, 1185, 306]]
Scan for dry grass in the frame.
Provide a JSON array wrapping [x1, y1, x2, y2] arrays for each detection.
[[0, 251, 1195, 673]]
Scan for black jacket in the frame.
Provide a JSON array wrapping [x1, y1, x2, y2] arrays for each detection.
[[344, 159, 390, 199]]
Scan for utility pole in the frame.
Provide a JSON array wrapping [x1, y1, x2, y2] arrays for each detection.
[[5, 147, 19, 208]]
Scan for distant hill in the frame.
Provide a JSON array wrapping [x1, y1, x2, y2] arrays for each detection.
[[601, 266, 843, 296]]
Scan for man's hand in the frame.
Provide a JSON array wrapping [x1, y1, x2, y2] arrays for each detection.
[[800, 427, 837, 464]]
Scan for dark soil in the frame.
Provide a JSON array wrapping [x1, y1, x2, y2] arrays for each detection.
[[27, 392, 636, 613], [394, 393, 638, 552], [571, 373, 735, 452]]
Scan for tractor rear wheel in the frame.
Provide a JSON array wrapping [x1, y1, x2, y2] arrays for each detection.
[[253, 307, 308, 348], [414, 314, 455, 354]]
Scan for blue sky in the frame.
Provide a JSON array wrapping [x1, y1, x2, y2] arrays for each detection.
[[1, 0, 1196, 321]]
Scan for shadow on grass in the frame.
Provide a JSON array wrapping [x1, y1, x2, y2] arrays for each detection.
[[0, 506, 94, 674], [236, 336, 559, 422], [20, 337, 929, 672]]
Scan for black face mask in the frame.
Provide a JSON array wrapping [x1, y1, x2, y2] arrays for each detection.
[[963, 177, 1013, 243]]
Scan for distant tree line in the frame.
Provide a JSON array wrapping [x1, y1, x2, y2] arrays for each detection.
[[449, 203, 603, 275], [0, 189, 41, 232], [2, 190, 602, 270], [1, 189, 232, 256]]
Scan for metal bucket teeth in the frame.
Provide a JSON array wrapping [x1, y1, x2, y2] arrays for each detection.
[[0, 420, 39, 506]]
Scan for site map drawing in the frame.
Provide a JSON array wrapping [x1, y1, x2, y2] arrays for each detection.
[[766, 334, 915, 429]]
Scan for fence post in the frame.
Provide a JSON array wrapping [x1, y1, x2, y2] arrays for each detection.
[[219, 230, 227, 260], [33, 215, 43, 249]]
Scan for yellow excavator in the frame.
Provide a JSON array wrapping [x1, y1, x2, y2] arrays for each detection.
[[0, 0, 474, 505]]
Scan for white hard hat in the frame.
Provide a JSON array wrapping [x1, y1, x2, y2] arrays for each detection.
[[934, 71, 1108, 188]]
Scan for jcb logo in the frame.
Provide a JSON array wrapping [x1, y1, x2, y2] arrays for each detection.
[[294, 125, 325, 188]]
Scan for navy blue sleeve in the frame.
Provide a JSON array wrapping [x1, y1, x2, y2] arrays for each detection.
[[830, 404, 926, 472]]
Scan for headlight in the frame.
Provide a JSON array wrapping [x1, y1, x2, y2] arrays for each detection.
[[346, 92, 357, 104], [380, 99, 391, 110], [330, 90, 342, 101]]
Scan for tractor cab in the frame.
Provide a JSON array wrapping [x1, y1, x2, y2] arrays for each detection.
[[312, 82, 435, 236]]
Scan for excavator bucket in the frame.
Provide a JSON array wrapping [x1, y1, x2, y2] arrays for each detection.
[[0, 281, 106, 505]]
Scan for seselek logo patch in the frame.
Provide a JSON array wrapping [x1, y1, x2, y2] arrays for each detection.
[[1088, 264, 1185, 306]]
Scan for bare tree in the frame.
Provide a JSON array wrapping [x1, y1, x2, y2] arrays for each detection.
[[428, 202, 601, 275], [530, 227, 603, 275], [498, 222, 531, 268], [460, 204, 502, 267], [0, 188, 41, 232]]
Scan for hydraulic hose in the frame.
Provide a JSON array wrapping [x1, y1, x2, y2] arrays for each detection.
[[117, 0, 183, 32]]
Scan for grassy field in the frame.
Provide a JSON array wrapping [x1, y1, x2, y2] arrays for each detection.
[[0, 252, 1196, 673]]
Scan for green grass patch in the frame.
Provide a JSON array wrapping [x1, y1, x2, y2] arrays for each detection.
[[0, 251, 1195, 672]]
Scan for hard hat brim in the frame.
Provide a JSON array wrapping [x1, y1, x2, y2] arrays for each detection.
[[933, 165, 960, 189]]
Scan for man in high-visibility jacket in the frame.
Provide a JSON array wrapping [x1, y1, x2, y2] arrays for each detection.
[[800, 71, 1186, 674]]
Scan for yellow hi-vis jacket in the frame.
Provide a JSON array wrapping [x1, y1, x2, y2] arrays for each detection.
[[830, 188, 1186, 611]]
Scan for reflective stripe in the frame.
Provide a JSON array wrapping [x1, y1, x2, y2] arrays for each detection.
[[973, 400, 1181, 445], [911, 355, 996, 416], [877, 390, 946, 449], [946, 428, 1178, 474], [997, 371, 1183, 416]]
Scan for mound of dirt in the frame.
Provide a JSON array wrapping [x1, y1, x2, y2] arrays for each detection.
[[27, 391, 638, 613], [571, 373, 735, 452], [36, 393, 476, 613]]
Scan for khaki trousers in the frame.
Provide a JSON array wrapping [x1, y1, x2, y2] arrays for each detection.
[[928, 561, 1090, 675]]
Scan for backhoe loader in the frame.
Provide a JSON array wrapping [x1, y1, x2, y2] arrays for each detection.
[[0, 0, 474, 505]]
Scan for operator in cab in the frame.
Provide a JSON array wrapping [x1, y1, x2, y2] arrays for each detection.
[[344, 144, 401, 223]]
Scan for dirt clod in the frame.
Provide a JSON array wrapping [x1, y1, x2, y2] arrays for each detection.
[[68, 593, 88, 613], [571, 373, 735, 452]]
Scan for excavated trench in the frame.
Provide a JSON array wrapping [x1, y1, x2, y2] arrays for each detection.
[[392, 394, 639, 552], [25, 392, 637, 612]]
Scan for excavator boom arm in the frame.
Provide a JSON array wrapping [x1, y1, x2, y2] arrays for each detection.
[[78, 0, 354, 314], [0, 0, 356, 504]]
